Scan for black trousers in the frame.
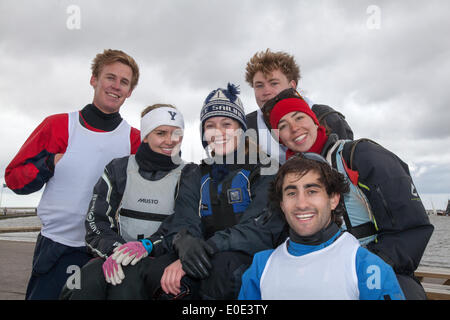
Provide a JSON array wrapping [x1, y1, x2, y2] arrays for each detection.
[[197, 251, 252, 300], [61, 251, 251, 300]]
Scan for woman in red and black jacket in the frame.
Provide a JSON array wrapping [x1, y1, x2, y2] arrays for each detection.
[[263, 88, 434, 300]]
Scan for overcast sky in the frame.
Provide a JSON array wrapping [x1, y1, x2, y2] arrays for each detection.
[[1, 0, 449, 210]]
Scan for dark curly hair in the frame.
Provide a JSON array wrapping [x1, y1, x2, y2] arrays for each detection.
[[269, 155, 349, 227]]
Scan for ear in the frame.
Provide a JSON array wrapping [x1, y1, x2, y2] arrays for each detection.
[[90, 74, 97, 87], [289, 80, 297, 89], [330, 193, 340, 211], [125, 87, 133, 98], [280, 199, 287, 216]]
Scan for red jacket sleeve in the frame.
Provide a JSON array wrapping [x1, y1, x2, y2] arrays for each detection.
[[130, 127, 141, 154], [5, 113, 69, 194]]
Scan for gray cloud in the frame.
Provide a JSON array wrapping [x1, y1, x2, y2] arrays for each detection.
[[1, 0, 449, 208]]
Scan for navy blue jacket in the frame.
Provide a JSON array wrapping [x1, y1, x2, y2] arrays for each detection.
[[321, 135, 434, 274]]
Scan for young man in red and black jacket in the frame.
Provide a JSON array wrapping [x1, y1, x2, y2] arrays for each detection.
[[4, 49, 141, 300]]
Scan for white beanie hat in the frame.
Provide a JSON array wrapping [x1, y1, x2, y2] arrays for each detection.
[[140, 107, 184, 141]]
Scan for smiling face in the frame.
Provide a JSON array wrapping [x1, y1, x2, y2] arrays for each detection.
[[252, 69, 296, 109], [280, 170, 340, 237], [277, 111, 319, 153], [90, 61, 134, 114], [144, 125, 183, 156], [203, 117, 242, 156]]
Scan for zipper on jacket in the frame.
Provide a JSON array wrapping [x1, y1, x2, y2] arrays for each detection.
[[376, 185, 396, 226]]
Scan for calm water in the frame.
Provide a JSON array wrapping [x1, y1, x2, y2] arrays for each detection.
[[1, 215, 449, 269], [419, 215, 450, 269]]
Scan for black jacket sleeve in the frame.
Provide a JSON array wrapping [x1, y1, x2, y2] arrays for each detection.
[[348, 141, 434, 274], [205, 167, 282, 255], [312, 104, 354, 140], [149, 163, 286, 257], [85, 157, 129, 257]]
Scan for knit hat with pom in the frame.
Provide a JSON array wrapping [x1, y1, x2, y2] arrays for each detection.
[[200, 83, 247, 147]]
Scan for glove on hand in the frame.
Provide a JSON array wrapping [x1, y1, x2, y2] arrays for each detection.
[[112, 241, 149, 266], [172, 229, 215, 279], [102, 255, 125, 286]]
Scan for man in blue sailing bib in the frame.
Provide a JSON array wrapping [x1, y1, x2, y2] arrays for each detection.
[[239, 155, 405, 300]]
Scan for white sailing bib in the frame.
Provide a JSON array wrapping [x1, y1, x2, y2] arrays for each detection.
[[38, 111, 131, 247], [260, 232, 360, 300]]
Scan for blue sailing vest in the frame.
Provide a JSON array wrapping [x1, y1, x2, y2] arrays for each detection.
[[199, 166, 252, 238]]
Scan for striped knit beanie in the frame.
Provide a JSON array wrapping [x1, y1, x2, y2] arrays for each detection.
[[200, 83, 247, 147]]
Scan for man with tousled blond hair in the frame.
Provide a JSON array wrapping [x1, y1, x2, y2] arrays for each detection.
[[5, 49, 141, 299]]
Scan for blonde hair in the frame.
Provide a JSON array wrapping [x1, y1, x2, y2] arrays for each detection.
[[245, 49, 300, 87], [91, 49, 140, 90], [141, 104, 177, 118]]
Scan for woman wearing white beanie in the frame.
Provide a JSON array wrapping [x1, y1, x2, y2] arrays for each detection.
[[61, 104, 198, 299]]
